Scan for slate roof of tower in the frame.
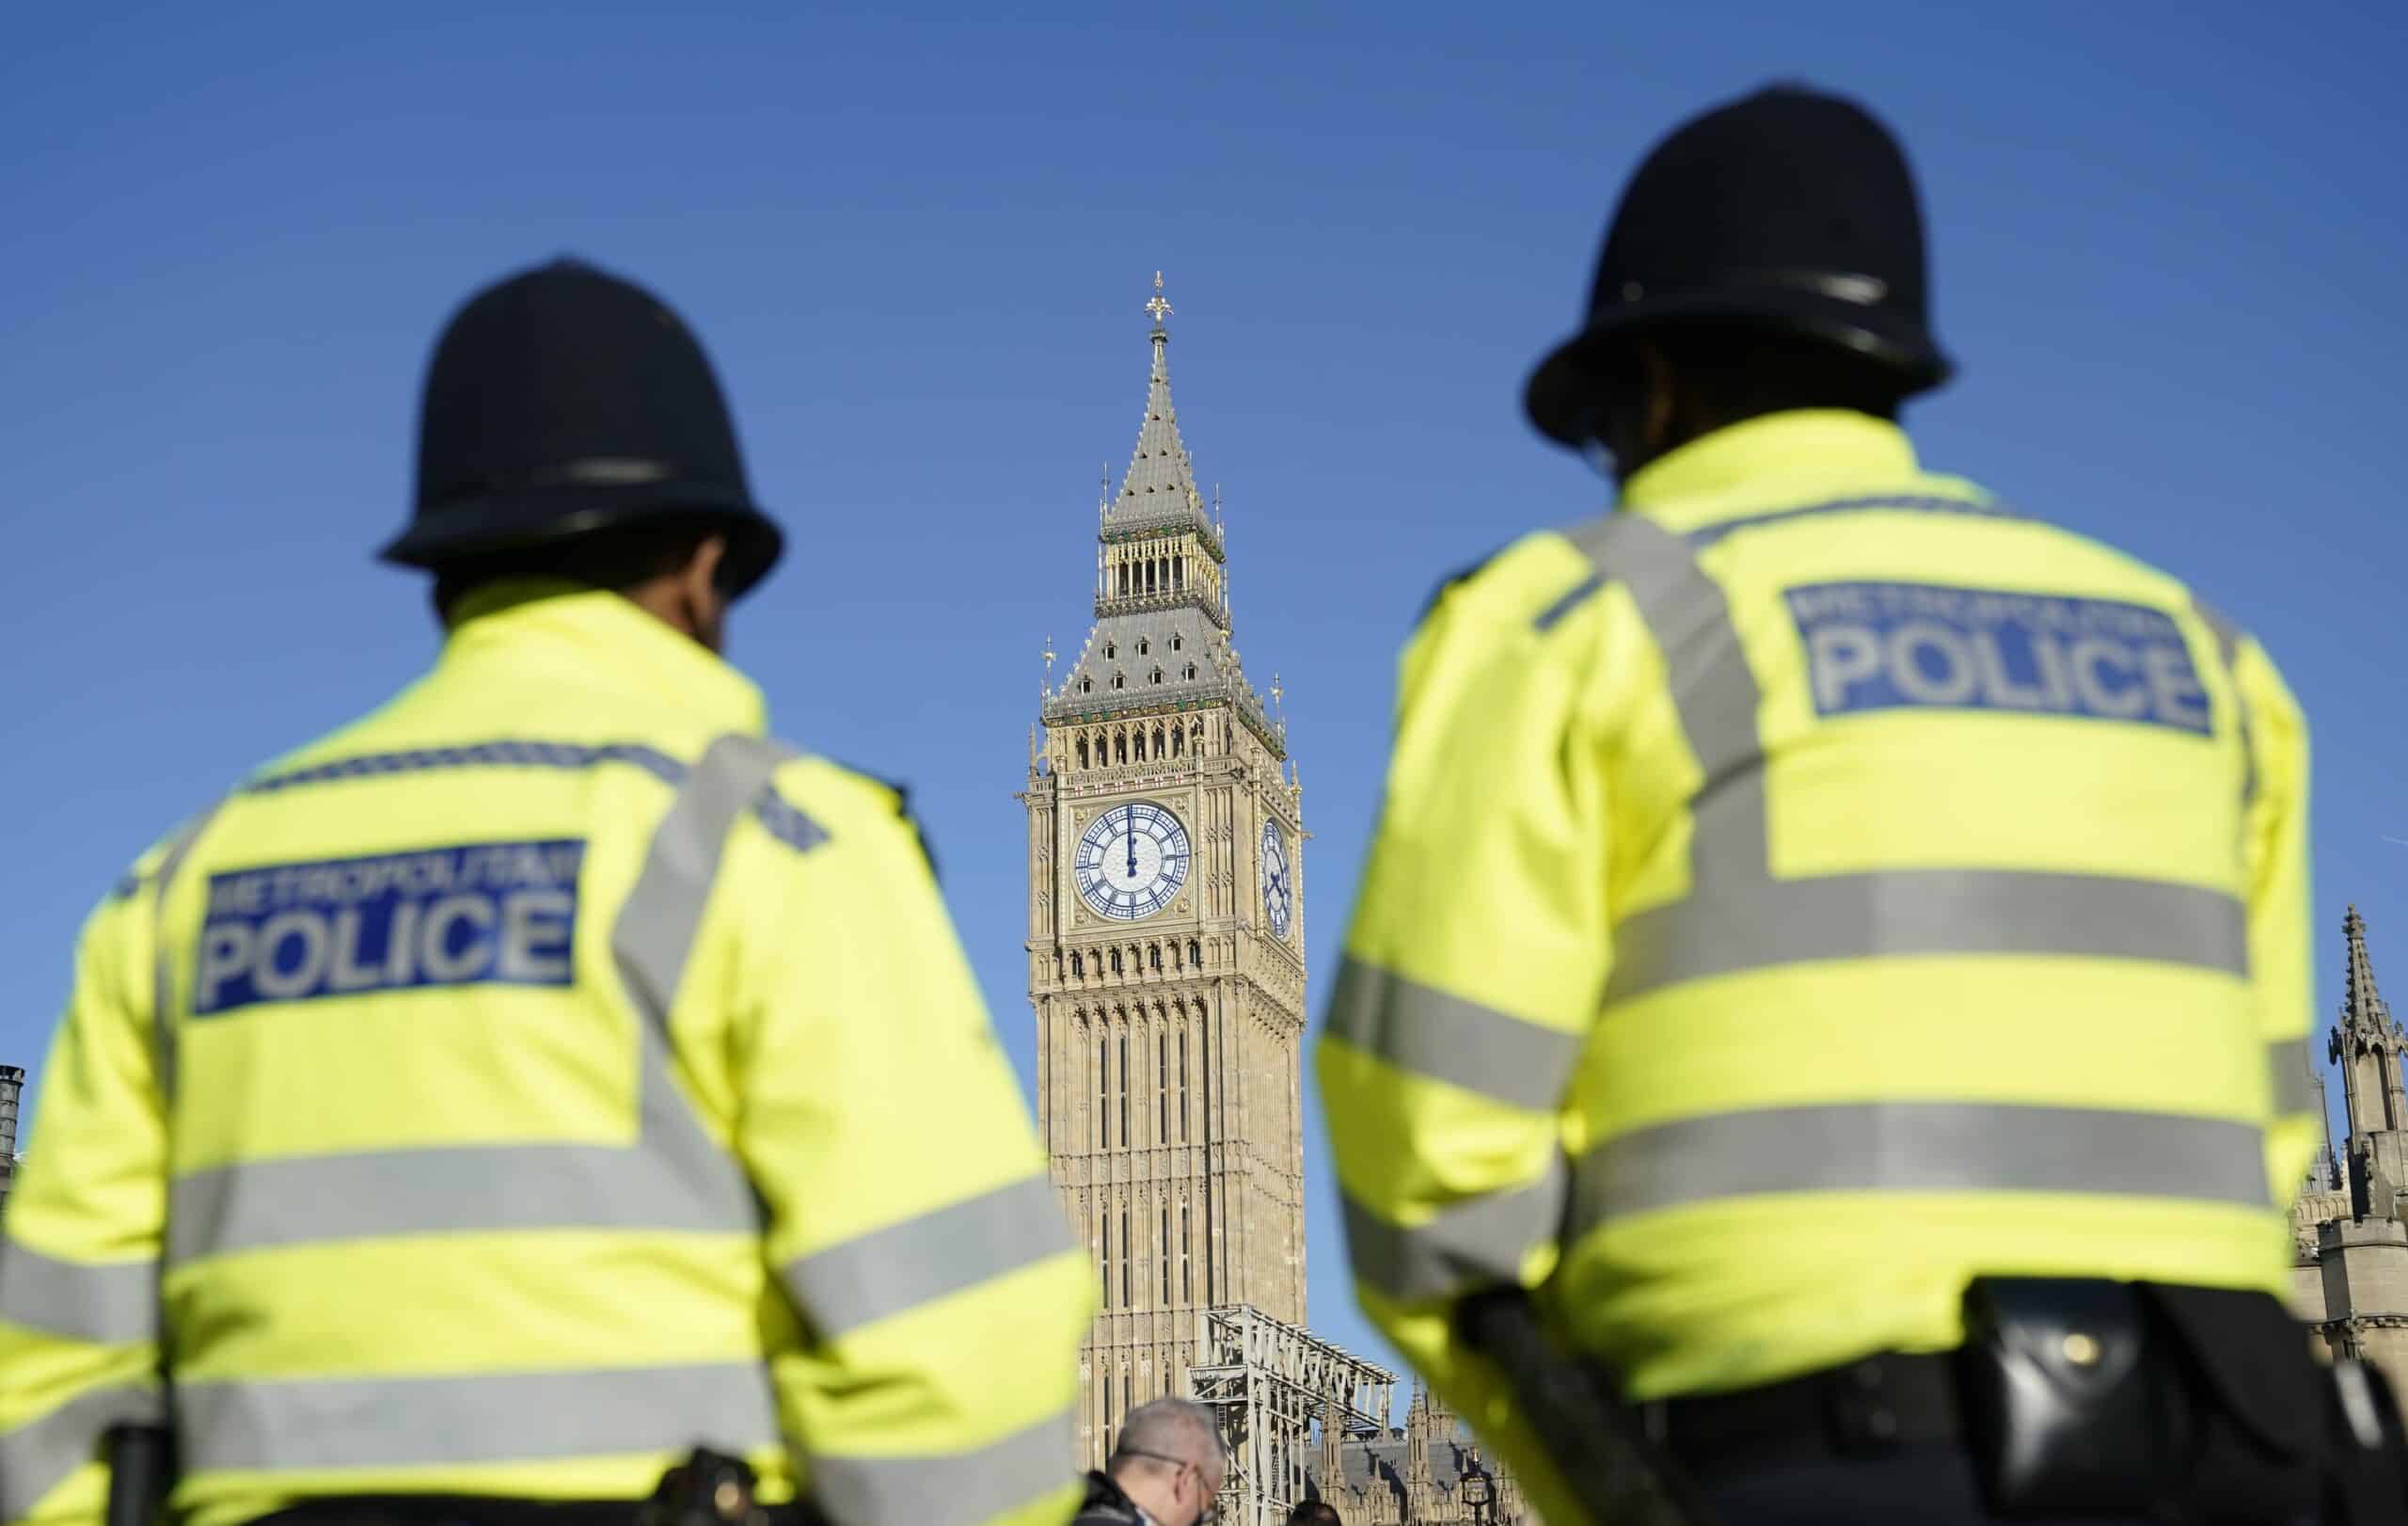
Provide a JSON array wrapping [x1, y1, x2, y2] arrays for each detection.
[[1305, 1435, 1477, 1499], [1043, 278, 1282, 757], [1103, 280, 1217, 543]]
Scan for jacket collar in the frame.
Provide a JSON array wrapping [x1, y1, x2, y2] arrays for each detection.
[[1618, 409, 1922, 523], [439, 580, 769, 736]]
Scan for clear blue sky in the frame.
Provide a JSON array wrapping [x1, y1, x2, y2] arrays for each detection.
[[6, 2, 2402, 1401]]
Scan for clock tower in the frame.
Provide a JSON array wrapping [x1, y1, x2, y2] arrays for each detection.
[[1023, 276, 1308, 1470]]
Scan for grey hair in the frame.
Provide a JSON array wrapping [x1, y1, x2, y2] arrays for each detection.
[[1111, 1397, 1227, 1479]]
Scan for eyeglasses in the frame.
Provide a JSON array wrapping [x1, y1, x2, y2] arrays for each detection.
[[1117, 1449, 1222, 1525]]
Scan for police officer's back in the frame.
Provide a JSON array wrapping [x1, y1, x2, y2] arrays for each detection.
[[0, 262, 1095, 1526], [1318, 87, 2402, 1524]]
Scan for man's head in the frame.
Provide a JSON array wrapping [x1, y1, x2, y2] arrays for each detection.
[[383, 258, 784, 648], [1286, 1499, 1342, 1526], [1107, 1398, 1227, 1526], [1525, 84, 1953, 481]]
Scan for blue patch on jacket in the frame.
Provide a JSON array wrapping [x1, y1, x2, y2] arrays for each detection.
[[1785, 581, 2211, 735], [194, 839, 585, 1016]]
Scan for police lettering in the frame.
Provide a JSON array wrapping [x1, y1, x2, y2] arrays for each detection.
[[194, 839, 584, 1016], [1787, 581, 2211, 735]]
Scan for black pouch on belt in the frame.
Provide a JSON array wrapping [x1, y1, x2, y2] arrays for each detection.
[[2138, 1281, 2322, 1523], [1956, 1277, 2323, 1523], [1956, 1277, 2167, 1518]]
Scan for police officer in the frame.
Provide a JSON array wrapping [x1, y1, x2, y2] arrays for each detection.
[[0, 260, 1095, 1526], [1317, 87, 2404, 1523]]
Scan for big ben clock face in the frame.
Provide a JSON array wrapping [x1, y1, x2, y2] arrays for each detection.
[[1260, 819, 1292, 941], [1076, 802, 1191, 921]]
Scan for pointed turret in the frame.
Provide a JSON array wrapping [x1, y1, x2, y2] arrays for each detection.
[[1319, 1393, 1344, 1494], [2345, 907, 2399, 1044], [2333, 906, 2406, 1150], [1105, 273, 1216, 541], [1043, 272, 1283, 759]]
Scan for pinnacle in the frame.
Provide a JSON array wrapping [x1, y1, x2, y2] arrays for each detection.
[[1103, 272, 1215, 539], [2345, 905, 2398, 1042]]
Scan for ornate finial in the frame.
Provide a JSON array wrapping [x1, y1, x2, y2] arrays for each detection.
[[1043, 634, 1056, 673], [1271, 671, 1283, 708], [1146, 270, 1173, 332]]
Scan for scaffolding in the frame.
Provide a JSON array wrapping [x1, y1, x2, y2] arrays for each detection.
[[1186, 1304, 1397, 1526]]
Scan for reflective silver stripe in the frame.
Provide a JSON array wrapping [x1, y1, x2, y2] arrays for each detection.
[[2194, 601, 2258, 810], [0, 1241, 155, 1343], [151, 800, 227, 1103], [811, 1407, 1076, 1526], [1565, 515, 1768, 859], [0, 1382, 163, 1519], [1558, 513, 2249, 1004], [2273, 1036, 2321, 1117], [1606, 868, 2248, 1000], [167, 1064, 755, 1259], [615, 733, 797, 1034], [1323, 957, 1585, 1112], [783, 1175, 1075, 1340], [168, 733, 788, 1264], [179, 1361, 780, 1473], [1339, 1160, 1567, 1304], [1570, 1103, 2269, 1230]]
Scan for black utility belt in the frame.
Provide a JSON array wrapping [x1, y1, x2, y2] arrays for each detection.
[[1649, 1278, 2408, 1523]]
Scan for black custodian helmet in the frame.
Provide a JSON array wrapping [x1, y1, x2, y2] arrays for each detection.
[[381, 258, 784, 597], [1525, 84, 1954, 450]]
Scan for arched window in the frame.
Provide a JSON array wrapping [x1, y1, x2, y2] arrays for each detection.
[[1187, 938, 1201, 966], [1179, 1029, 1189, 1141], [1117, 565, 1129, 596], [1170, 726, 1183, 757], [1152, 724, 1166, 755], [1097, 1034, 1107, 1149], [1133, 729, 1146, 762], [1138, 639, 1149, 656], [1149, 944, 1163, 973], [1076, 737, 1090, 770], [1118, 1035, 1130, 1147], [1146, 562, 1157, 593], [1110, 947, 1123, 975], [1101, 1213, 1112, 1305], [1071, 950, 1085, 978], [1171, 634, 1182, 651], [1184, 663, 1197, 680], [1173, 560, 1183, 591], [1159, 1031, 1170, 1144], [1105, 642, 1117, 660], [1150, 668, 1163, 685], [1113, 674, 1125, 690], [1115, 731, 1128, 764], [1080, 676, 1092, 693]]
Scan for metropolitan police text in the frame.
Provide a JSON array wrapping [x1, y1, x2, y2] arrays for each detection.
[[195, 838, 585, 1016]]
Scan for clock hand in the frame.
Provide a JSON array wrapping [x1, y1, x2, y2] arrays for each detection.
[[1125, 813, 1136, 879]]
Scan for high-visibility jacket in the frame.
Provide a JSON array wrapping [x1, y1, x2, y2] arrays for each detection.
[[0, 584, 1095, 1526], [1317, 410, 2315, 1526]]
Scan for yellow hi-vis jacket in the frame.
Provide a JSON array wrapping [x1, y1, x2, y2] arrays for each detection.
[[0, 585, 1095, 1526], [1317, 410, 2316, 1526]]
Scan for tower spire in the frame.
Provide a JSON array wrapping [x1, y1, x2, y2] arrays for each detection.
[[2345, 906, 2397, 1044], [2332, 906, 2407, 1167]]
